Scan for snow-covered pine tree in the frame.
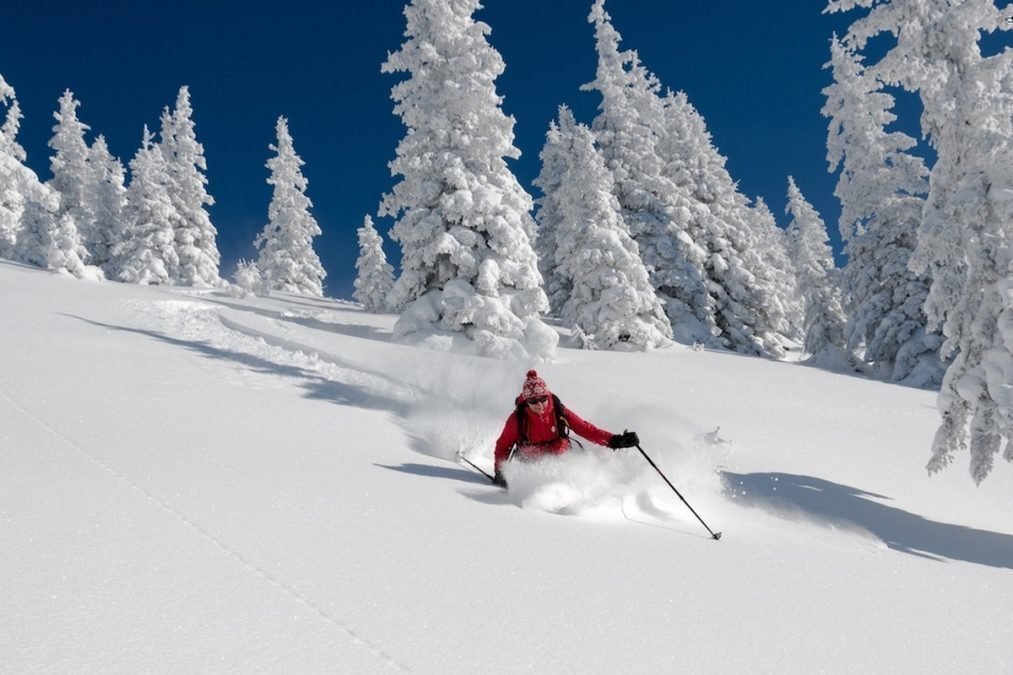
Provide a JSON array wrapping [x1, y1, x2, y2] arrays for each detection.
[[822, 34, 942, 386], [659, 90, 792, 358], [534, 105, 670, 350], [532, 112, 571, 317], [86, 135, 127, 274], [0, 75, 78, 272], [583, 1, 790, 357], [0, 157, 21, 261], [17, 194, 90, 278], [582, 0, 712, 346], [353, 215, 395, 311], [231, 259, 268, 296], [829, 0, 1013, 482], [48, 90, 94, 264], [254, 117, 326, 297], [159, 86, 220, 287], [116, 126, 178, 285], [785, 176, 851, 368], [0, 74, 27, 259], [0, 75, 22, 162], [750, 197, 804, 341], [380, 0, 556, 360]]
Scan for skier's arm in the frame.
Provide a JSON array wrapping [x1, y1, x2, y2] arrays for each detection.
[[563, 409, 614, 447], [493, 413, 520, 473]]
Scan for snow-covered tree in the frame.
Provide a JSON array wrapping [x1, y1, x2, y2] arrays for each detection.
[[354, 215, 395, 312], [44, 214, 89, 277], [0, 76, 23, 162], [231, 259, 269, 296], [0, 76, 90, 278], [786, 177, 850, 368], [86, 135, 127, 274], [750, 197, 804, 341], [253, 117, 326, 297], [582, 1, 709, 346], [48, 90, 94, 263], [531, 111, 572, 317], [17, 193, 90, 278], [0, 74, 27, 258], [828, 0, 1013, 482], [583, 1, 790, 357], [380, 0, 556, 360], [822, 34, 942, 386], [159, 86, 220, 287], [116, 127, 178, 285], [534, 106, 670, 350], [0, 155, 23, 260], [660, 90, 792, 357]]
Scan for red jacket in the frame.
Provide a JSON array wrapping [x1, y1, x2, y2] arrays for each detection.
[[494, 396, 614, 473]]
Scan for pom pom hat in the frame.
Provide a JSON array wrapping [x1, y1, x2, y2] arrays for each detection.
[[521, 369, 550, 401]]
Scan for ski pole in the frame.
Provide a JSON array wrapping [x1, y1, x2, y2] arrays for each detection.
[[636, 444, 722, 540], [459, 455, 495, 483]]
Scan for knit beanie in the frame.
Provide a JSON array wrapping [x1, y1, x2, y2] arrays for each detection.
[[520, 369, 550, 401]]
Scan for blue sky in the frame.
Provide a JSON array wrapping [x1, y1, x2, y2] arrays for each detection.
[[4, 0, 865, 298]]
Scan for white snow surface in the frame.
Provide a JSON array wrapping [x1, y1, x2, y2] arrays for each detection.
[[2, 259, 1012, 673]]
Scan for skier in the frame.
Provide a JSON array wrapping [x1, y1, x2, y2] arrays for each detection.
[[492, 370, 639, 487]]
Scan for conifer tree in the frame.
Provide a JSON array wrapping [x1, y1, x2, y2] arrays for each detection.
[[531, 112, 571, 317], [534, 106, 670, 350], [583, 1, 710, 346], [0, 75, 23, 164], [751, 197, 804, 341], [0, 77, 87, 278], [0, 74, 27, 259], [0, 155, 21, 261], [48, 90, 94, 263], [17, 196, 90, 277], [584, 0, 790, 357], [829, 0, 1013, 482], [231, 259, 268, 296], [0, 75, 72, 269], [822, 34, 942, 386], [160, 86, 220, 287], [116, 127, 178, 285], [86, 135, 127, 274], [380, 0, 556, 360], [353, 215, 395, 311], [254, 117, 326, 297], [785, 177, 850, 367], [660, 90, 792, 357]]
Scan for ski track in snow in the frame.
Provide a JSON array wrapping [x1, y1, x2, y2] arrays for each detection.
[[133, 299, 423, 410], [217, 312, 425, 407], [0, 382, 411, 673]]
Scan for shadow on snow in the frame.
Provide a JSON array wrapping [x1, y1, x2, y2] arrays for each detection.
[[65, 315, 408, 415], [199, 295, 390, 343], [722, 471, 1013, 569], [374, 462, 491, 486]]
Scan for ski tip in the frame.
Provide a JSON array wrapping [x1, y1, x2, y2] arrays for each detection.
[[713, 532, 722, 541]]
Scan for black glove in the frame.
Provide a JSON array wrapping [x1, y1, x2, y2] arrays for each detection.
[[608, 430, 639, 449], [492, 470, 508, 488]]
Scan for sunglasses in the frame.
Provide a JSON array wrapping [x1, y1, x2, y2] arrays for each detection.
[[527, 396, 548, 405]]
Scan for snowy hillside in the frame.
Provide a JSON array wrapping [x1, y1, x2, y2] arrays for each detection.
[[2, 259, 1012, 673]]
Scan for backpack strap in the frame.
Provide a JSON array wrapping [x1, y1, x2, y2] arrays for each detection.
[[514, 394, 573, 446], [552, 394, 569, 440]]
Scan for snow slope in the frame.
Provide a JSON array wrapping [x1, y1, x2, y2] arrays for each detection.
[[2, 259, 1012, 673]]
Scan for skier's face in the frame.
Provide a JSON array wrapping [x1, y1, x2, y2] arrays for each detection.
[[526, 396, 548, 413]]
